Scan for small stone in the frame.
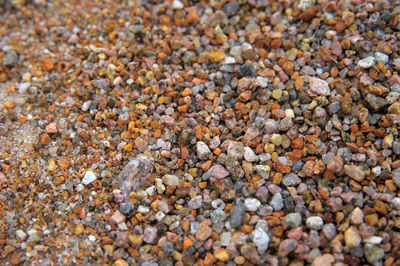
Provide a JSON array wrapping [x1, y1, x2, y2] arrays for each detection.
[[375, 52, 389, 64], [282, 173, 301, 186], [239, 63, 256, 77], [265, 120, 279, 133], [230, 199, 245, 229], [272, 89, 283, 99], [364, 243, 385, 266], [196, 223, 212, 241], [214, 248, 230, 262], [82, 170, 97, 185], [171, 0, 183, 9], [306, 216, 324, 230], [110, 210, 125, 224], [254, 165, 271, 179], [278, 117, 293, 131], [240, 243, 261, 264], [143, 226, 157, 244], [118, 154, 154, 197], [358, 56, 376, 68], [350, 207, 364, 225], [322, 224, 337, 240], [137, 205, 150, 214], [115, 232, 129, 248], [223, 1, 239, 16], [4, 50, 18, 66], [394, 170, 400, 188], [327, 156, 344, 173], [16, 230, 27, 240], [311, 254, 335, 266], [309, 77, 331, 96], [209, 51, 226, 63], [10, 253, 20, 265], [244, 126, 259, 141], [189, 195, 203, 209], [244, 198, 261, 212], [270, 134, 282, 146], [162, 174, 179, 186], [373, 200, 387, 214], [278, 239, 298, 257], [286, 213, 302, 228], [46, 123, 58, 134], [113, 259, 129, 266], [344, 226, 361, 248], [220, 232, 231, 246], [270, 193, 284, 211], [227, 141, 245, 159], [211, 165, 230, 179], [252, 227, 270, 253], [197, 141, 211, 160], [244, 147, 258, 162], [344, 165, 365, 182]]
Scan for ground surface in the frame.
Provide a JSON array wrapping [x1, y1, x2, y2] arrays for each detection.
[[1, 0, 400, 265]]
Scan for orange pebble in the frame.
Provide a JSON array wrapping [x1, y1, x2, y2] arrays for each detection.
[[183, 237, 194, 250]]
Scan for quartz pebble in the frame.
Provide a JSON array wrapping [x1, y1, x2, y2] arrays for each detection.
[[82, 171, 97, 185], [358, 56, 376, 68]]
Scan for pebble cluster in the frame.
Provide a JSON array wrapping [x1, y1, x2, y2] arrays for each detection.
[[1, 0, 400, 265]]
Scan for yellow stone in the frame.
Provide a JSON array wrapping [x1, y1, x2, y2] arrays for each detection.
[[48, 160, 57, 172], [22, 72, 31, 81], [128, 235, 142, 247], [208, 51, 226, 63], [214, 248, 230, 262], [75, 224, 84, 235], [123, 143, 132, 152], [98, 53, 106, 60]]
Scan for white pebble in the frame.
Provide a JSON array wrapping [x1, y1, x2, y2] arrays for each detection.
[[358, 56, 376, 68], [82, 171, 97, 185]]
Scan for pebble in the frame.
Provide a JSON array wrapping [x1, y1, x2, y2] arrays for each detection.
[[282, 173, 301, 186], [214, 249, 230, 262], [244, 198, 261, 212], [344, 226, 361, 248], [16, 230, 27, 240], [350, 207, 364, 225], [240, 243, 261, 264], [143, 226, 157, 244], [188, 195, 203, 209], [230, 199, 245, 229], [306, 216, 324, 230], [311, 254, 335, 266], [309, 77, 331, 96], [278, 239, 298, 257], [375, 52, 389, 64], [286, 213, 302, 228], [344, 165, 365, 182], [118, 154, 154, 197], [162, 174, 179, 186], [4, 50, 18, 66], [364, 244, 385, 266], [82, 170, 97, 185], [223, 1, 239, 16], [252, 227, 270, 253], [110, 211, 125, 224], [244, 147, 258, 162], [197, 141, 211, 160], [227, 141, 245, 159], [270, 192, 284, 211], [196, 223, 212, 241], [358, 56, 376, 68], [322, 224, 337, 240]]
